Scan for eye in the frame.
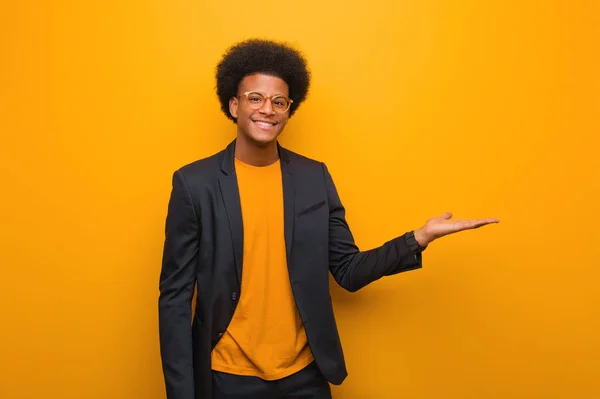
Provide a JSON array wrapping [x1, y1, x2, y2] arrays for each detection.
[[272, 97, 289, 108]]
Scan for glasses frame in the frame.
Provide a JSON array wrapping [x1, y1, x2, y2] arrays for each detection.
[[239, 91, 294, 113]]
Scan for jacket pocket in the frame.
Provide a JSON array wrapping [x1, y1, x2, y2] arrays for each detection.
[[297, 199, 326, 217]]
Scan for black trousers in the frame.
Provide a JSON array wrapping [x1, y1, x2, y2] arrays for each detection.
[[211, 361, 333, 399]]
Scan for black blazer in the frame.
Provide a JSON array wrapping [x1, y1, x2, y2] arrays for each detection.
[[158, 140, 423, 399]]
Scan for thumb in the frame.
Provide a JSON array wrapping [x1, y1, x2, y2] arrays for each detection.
[[441, 211, 452, 219]]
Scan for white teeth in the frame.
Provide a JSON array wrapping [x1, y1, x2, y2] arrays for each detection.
[[255, 121, 274, 127]]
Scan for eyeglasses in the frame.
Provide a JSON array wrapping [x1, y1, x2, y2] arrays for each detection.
[[239, 91, 293, 113]]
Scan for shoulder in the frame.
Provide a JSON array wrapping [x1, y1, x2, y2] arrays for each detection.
[[282, 148, 337, 186], [281, 147, 336, 192], [175, 148, 225, 180], [282, 147, 325, 171], [165, 148, 226, 196]]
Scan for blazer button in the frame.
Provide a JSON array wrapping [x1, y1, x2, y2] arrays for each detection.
[[218, 332, 223, 338], [231, 292, 238, 301]]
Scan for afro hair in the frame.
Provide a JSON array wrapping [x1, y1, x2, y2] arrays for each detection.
[[215, 39, 311, 123]]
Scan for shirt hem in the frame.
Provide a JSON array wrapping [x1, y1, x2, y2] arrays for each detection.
[[211, 353, 315, 381]]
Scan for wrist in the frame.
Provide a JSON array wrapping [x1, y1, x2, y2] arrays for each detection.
[[414, 227, 431, 248]]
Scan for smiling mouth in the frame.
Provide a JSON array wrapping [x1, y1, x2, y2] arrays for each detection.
[[252, 120, 278, 129]]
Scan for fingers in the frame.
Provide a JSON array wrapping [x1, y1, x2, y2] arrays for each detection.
[[430, 214, 499, 233], [469, 219, 500, 229], [450, 219, 498, 232], [478, 218, 500, 225]]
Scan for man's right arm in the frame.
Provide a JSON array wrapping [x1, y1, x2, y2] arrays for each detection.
[[159, 169, 199, 399]]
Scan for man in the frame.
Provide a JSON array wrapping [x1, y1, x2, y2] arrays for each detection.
[[158, 39, 498, 399]]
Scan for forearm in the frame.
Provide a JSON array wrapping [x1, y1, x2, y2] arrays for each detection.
[[158, 169, 199, 399], [330, 232, 423, 292], [158, 296, 195, 399]]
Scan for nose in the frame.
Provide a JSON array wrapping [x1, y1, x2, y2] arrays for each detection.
[[258, 98, 275, 115]]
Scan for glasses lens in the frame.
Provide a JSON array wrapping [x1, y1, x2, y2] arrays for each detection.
[[246, 92, 265, 109], [271, 96, 290, 111]]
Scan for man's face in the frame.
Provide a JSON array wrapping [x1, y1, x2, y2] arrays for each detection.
[[229, 73, 290, 147]]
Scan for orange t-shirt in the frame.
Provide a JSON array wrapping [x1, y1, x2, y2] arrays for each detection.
[[211, 158, 314, 380]]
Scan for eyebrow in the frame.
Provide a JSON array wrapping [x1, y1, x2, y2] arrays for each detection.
[[246, 90, 288, 97]]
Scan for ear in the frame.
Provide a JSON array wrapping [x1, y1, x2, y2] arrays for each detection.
[[229, 97, 239, 119]]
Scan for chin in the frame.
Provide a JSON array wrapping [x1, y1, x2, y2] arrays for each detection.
[[248, 129, 282, 147]]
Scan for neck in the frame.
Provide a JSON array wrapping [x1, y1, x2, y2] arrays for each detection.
[[234, 135, 279, 166]]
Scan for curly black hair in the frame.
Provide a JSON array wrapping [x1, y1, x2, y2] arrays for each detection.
[[215, 39, 311, 123]]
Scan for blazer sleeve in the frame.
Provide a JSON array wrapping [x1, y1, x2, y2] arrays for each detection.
[[322, 163, 423, 292], [158, 169, 199, 399]]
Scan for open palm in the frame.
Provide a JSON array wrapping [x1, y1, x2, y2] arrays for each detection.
[[417, 212, 499, 246]]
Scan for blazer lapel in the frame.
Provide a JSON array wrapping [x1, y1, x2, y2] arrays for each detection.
[[278, 143, 295, 266], [219, 140, 243, 284]]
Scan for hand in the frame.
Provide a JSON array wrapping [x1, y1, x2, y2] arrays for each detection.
[[414, 212, 499, 247]]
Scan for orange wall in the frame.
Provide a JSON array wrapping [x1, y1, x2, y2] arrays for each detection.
[[1, 1, 599, 398]]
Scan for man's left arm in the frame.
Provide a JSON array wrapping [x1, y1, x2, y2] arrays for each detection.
[[322, 163, 498, 292]]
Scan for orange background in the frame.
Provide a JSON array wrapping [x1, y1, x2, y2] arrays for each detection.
[[1, 1, 599, 398]]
